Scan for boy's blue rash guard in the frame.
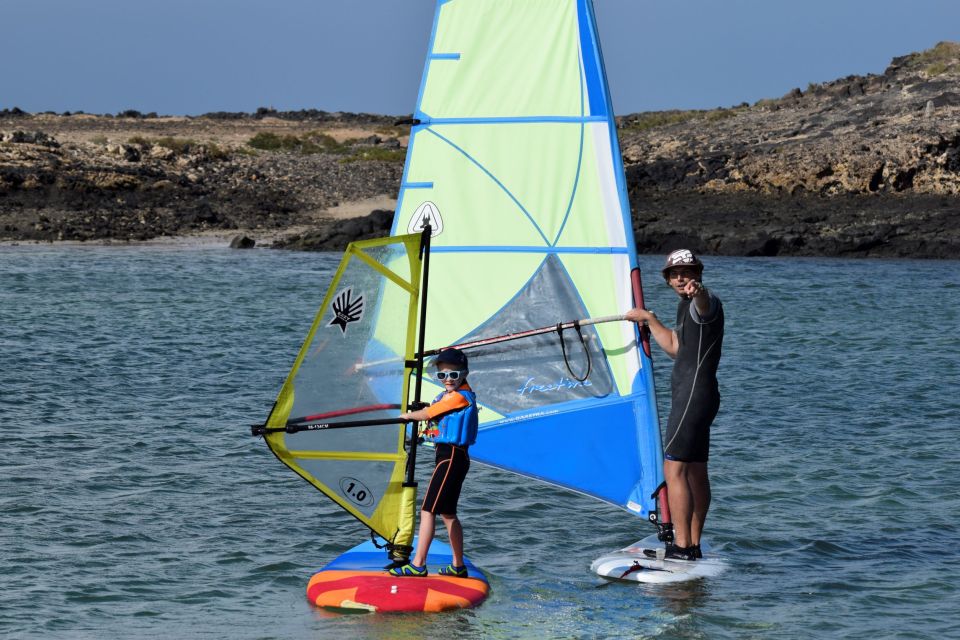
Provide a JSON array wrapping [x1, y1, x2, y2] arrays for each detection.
[[426, 389, 479, 447]]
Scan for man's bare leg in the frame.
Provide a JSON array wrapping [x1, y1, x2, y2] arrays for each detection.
[[688, 462, 711, 546], [664, 459, 693, 548]]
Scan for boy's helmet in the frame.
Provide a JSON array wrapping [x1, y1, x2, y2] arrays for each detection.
[[434, 347, 468, 369]]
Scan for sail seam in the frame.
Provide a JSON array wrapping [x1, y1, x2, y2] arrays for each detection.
[[430, 246, 628, 254], [288, 451, 405, 462], [421, 116, 606, 124], [551, 28, 588, 247], [350, 247, 417, 294]]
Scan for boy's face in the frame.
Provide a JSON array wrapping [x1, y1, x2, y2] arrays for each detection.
[[437, 362, 466, 391]]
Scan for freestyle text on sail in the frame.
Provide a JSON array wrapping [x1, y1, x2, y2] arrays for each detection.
[[517, 376, 593, 396]]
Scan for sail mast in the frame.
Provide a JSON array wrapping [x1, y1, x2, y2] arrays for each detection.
[[390, 224, 433, 563]]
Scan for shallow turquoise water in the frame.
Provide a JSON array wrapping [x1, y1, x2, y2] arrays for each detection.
[[2, 245, 958, 639]]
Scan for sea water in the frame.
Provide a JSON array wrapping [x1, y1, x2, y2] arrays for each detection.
[[2, 245, 958, 639]]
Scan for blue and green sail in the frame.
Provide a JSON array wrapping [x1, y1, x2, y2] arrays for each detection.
[[393, 0, 664, 517], [257, 0, 663, 551]]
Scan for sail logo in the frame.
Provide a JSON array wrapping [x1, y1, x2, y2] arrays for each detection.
[[407, 201, 444, 236], [518, 376, 592, 396], [339, 477, 375, 508], [328, 287, 364, 334]]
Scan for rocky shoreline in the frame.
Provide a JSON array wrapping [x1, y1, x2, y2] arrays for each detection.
[[620, 42, 960, 259], [2, 43, 958, 258], [0, 111, 405, 245]]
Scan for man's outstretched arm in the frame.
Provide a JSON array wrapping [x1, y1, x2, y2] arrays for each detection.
[[624, 308, 678, 358]]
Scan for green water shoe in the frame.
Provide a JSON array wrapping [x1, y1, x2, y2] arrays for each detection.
[[388, 562, 428, 577], [438, 564, 468, 577]]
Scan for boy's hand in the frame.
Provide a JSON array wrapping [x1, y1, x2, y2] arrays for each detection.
[[402, 406, 432, 422]]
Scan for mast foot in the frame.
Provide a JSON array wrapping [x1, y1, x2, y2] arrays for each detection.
[[383, 543, 414, 569]]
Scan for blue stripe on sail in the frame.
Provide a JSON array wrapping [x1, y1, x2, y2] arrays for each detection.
[[430, 53, 461, 60], [423, 116, 606, 125], [401, 182, 433, 190], [430, 246, 628, 254], [576, 0, 607, 118], [423, 127, 550, 246]]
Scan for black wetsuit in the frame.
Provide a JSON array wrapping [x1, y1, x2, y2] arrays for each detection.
[[664, 293, 724, 463]]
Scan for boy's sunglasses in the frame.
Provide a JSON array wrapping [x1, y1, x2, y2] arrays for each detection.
[[436, 370, 465, 381]]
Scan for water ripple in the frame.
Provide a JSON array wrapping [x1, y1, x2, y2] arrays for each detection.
[[1, 248, 958, 639]]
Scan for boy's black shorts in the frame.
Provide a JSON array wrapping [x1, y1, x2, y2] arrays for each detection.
[[421, 443, 470, 515]]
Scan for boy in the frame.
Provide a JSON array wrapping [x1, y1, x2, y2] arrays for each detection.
[[388, 347, 479, 577]]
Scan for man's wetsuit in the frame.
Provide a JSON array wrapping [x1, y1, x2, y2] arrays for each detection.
[[663, 293, 724, 463]]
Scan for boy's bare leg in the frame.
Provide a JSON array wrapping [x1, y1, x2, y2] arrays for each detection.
[[688, 462, 711, 546], [664, 459, 693, 548], [441, 514, 464, 567], [412, 510, 435, 567]]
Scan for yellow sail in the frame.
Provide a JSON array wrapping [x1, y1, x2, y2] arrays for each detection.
[[261, 233, 424, 550]]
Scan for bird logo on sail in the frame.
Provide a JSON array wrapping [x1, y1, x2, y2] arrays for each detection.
[[407, 201, 444, 236], [328, 287, 364, 334]]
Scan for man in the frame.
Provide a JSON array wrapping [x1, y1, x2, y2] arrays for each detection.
[[625, 249, 724, 561]]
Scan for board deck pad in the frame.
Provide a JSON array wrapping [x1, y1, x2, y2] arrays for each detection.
[[307, 539, 489, 613], [591, 533, 726, 584]]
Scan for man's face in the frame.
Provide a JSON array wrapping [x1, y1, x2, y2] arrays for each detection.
[[666, 266, 702, 298], [436, 362, 466, 391]]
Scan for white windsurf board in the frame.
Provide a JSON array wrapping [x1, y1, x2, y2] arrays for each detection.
[[591, 533, 726, 584]]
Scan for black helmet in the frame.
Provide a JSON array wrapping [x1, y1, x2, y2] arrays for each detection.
[[434, 347, 468, 369], [661, 249, 704, 280]]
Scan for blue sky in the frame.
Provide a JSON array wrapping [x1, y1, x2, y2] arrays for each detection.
[[2, 0, 958, 116]]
